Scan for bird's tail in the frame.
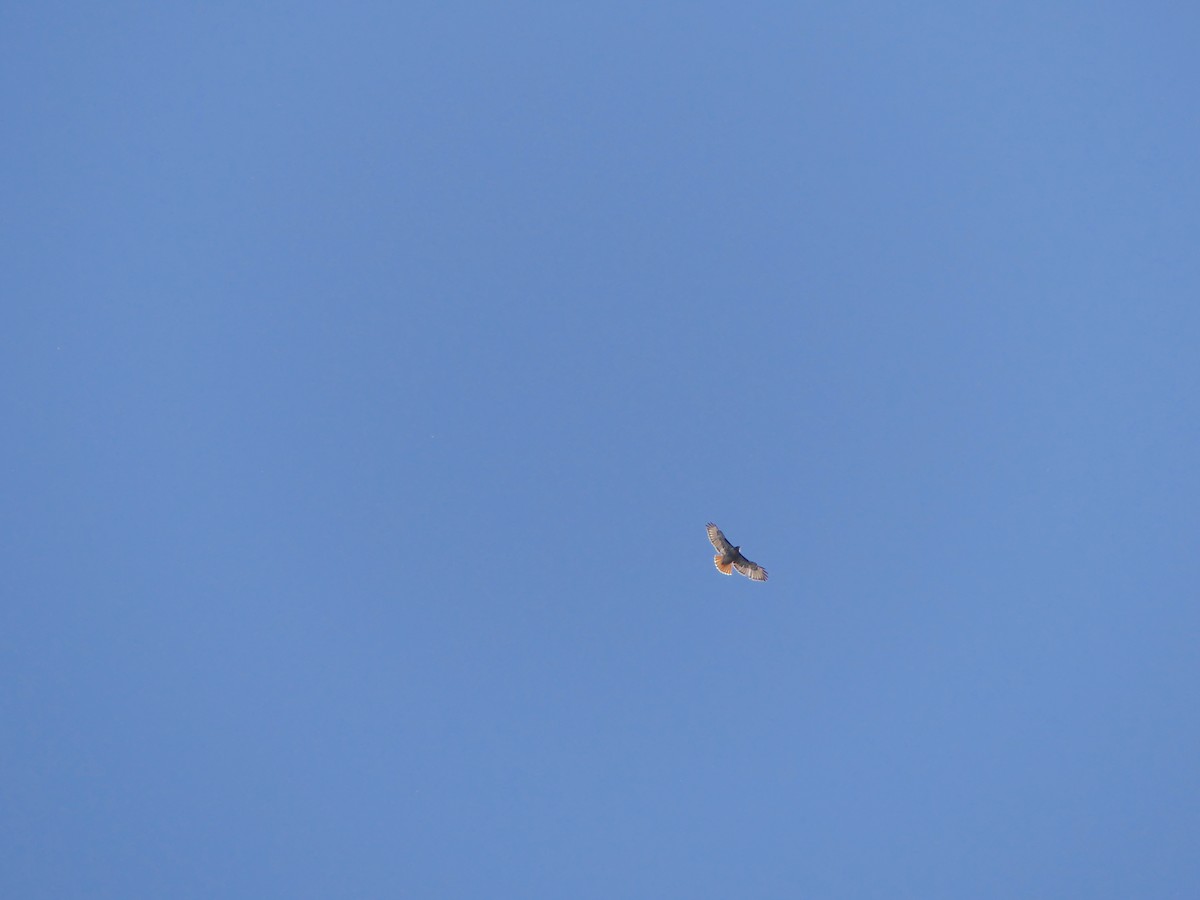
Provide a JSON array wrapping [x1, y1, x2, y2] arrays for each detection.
[[714, 555, 733, 575]]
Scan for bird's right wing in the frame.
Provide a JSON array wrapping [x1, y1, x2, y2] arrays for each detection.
[[706, 523, 733, 554]]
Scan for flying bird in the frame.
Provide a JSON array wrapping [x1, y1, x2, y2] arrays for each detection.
[[706, 522, 768, 582]]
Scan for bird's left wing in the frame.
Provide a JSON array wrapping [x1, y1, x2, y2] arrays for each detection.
[[733, 557, 768, 582]]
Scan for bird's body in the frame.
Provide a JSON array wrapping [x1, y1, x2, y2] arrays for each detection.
[[706, 522, 768, 581]]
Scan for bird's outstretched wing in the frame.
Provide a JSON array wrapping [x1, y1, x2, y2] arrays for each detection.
[[732, 555, 768, 582], [706, 522, 733, 554]]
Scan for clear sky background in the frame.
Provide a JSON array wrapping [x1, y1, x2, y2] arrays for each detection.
[[3, 3, 1198, 897]]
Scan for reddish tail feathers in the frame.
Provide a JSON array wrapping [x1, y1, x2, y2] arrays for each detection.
[[714, 554, 734, 575]]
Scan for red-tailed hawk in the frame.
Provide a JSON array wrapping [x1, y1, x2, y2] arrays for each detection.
[[706, 523, 768, 582]]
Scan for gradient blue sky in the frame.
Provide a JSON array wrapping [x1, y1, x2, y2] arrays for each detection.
[[4, 3, 1198, 897]]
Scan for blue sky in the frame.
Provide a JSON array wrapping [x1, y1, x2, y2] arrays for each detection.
[[3, 3, 1198, 897]]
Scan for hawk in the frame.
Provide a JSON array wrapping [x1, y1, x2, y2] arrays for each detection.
[[706, 523, 768, 582]]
